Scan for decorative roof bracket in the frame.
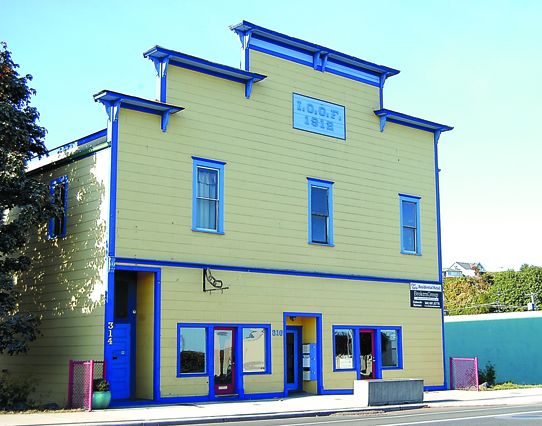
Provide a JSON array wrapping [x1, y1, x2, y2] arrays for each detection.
[[379, 113, 389, 132], [101, 99, 123, 123], [233, 28, 254, 49], [313, 51, 330, 72], [245, 78, 256, 99], [150, 54, 171, 78]]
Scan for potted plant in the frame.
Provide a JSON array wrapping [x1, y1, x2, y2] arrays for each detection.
[[91, 378, 111, 409]]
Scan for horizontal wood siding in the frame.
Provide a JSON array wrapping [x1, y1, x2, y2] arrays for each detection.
[[1, 151, 110, 406], [151, 265, 444, 396], [115, 50, 438, 282]]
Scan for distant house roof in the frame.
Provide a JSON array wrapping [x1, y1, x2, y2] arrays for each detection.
[[451, 262, 486, 272]]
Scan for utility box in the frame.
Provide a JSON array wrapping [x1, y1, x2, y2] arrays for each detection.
[[302, 343, 317, 381]]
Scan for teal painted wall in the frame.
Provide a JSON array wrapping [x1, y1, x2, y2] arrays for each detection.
[[444, 312, 542, 386]]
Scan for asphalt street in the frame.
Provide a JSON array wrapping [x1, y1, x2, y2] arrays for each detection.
[[198, 405, 542, 426]]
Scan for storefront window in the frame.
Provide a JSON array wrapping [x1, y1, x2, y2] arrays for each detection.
[[179, 327, 207, 374], [381, 329, 399, 368], [334, 328, 354, 369], [242, 327, 267, 372]]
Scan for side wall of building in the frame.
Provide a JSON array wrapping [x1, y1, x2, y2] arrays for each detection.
[[445, 312, 542, 386], [1, 150, 110, 406]]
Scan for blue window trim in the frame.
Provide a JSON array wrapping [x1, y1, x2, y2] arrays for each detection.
[[48, 175, 68, 239], [283, 312, 323, 396], [380, 327, 403, 371], [332, 327, 356, 372], [241, 325, 272, 375], [399, 194, 421, 255], [307, 178, 334, 246], [332, 325, 403, 374], [176, 323, 272, 379], [192, 157, 225, 234]]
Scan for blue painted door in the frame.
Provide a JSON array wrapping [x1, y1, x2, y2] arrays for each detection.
[[286, 327, 302, 392], [112, 270, 137, 400], [110, 324, 131, 399]]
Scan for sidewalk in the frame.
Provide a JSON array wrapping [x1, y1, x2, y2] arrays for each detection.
[[2, 388, 542, 426]]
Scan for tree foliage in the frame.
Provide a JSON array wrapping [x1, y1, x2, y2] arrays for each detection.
[[490, 265, 542, 311], [0, 42, 62, 355], [444, 265, 542, 315], [444, 273, 494, 315]]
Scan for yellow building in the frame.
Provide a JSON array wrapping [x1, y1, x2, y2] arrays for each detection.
[[4, 21, 452, 405]]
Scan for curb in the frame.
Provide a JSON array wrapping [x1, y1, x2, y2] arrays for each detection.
[[72, 404, 428, 426]]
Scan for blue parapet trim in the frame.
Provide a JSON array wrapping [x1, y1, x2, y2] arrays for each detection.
[[374, 109, 453, 134], [143, 46, 266, 99], [108, 118, 118, 258], [94, 90, 183, 132], [113, 257, 442, 286], [229, 21, 400, 82]]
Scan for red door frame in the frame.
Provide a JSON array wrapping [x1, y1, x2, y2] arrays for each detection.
[[214, 327, 236, 395], [359, 329, 375, 380]]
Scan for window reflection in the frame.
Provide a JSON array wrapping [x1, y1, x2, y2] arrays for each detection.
[[243, 328, 266, 372], [334, 328, 353, 369], [381, 329, 398, 367], [180, 327, 206, 374]]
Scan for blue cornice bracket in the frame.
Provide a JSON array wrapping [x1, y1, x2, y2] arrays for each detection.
[[245, 78, 256, 99], [313, 51, 320, 70], [101, 99, 123, 123], [434, 129, 442, 144], [233, 28, 254, 49], [320, 53, 329, 72], [380, 114, 389, 132], [150, 55, 171, 78], [313, 51, 329, 72], [161, 109, 174, 132]]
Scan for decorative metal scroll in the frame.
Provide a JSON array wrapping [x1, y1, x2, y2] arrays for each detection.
[[203, 268, 229, 294]]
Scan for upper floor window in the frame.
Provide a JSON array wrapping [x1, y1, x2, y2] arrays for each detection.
[[192, 157, 225, 234], [49, 176, 68, 239], [307, 178, 333, 246], [399, 194, 421, 255]]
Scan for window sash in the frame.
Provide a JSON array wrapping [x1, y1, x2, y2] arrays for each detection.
[[242, 327, 267, 373], [400, 195, 420, 254], [179, 327, 207, 374], [49, 177, 68, 239], [308, 180, 333, 245], [334, 328, 354, 370]]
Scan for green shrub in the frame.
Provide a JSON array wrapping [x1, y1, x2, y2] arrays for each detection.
[[478, 362, 496, 385], [0, 373, 40, 407], [92, 378, 110, 392]]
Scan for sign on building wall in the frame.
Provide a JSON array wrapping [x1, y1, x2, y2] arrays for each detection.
[[410, 283, 442, 309], [293, 93, 346, 139]]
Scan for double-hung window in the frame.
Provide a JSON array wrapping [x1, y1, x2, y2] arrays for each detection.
[[308, 178, 333, 246], [49, 176, 68, 239], [192, 157, 225, 234], [399, 194, 421, 255]]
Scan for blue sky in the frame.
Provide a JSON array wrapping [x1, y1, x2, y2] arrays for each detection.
[[4, 0, 541, 272]]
